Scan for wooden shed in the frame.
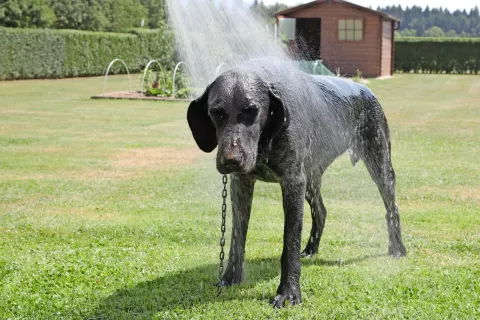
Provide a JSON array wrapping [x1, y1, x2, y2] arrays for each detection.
[[276, 0, 400, 77]]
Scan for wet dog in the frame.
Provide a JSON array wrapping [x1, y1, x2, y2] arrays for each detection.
[[187, 59, 406, 308]]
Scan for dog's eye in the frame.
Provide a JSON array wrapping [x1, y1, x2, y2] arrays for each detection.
[[238, 106, 258, 123], [209, 108, 227, 122], [242, 106, 258, 116]]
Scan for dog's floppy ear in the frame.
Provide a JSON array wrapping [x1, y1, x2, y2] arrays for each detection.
[[263, 84, 290, 143], [187, 83, 217, 153]]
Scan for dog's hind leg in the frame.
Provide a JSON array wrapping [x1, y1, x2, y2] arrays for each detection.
[[360, 117, 406, 257], [301, 173, 327, 258]]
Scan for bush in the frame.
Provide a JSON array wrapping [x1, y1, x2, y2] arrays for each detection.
[[142, 68, 199, 99], [395, 37, 480, 74], [0, 27, 174, 80]]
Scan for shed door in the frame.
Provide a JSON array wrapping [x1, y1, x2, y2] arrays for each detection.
[[296, 18, 321, 60]]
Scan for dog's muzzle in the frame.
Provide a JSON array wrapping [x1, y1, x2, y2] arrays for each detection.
[[219, 152, 243, 173]]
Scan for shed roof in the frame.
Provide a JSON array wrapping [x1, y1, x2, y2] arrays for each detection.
[[275, 0, 401, 22]]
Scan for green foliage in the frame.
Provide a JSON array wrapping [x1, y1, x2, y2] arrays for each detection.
[[251, 1, 288, 26], [106, 0, 147, 32], [142, 67, 199, 99], [51, 0, 147, 32], [143, 68, 172, 97], [176, 87, 200, 99], [0, 27, 174, 80], [380, 5, 480, 37], [352, 69, 363, 82], [424, 26, 445, 37], [397, 28, 417, 37], [146, 87, 172, 97], [445, 29, 458, 37], [0, 0, 56, 28], [395, 37, 480, 74], [0, 0, 165, 32], [51, 0, 108, 31], [139, 0, 166, 29]]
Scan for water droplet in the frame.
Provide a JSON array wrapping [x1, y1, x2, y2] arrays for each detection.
[[165, 0, 288, 88]]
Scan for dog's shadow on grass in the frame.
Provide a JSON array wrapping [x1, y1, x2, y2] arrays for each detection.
[[91, 254, 382, 319]]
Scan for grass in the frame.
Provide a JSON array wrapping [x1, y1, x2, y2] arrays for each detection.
[[0, 74, 479, 319]]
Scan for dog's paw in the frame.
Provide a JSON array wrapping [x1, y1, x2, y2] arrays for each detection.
[[215, 279, 232, 288], [215, 276, 242, 288], [301, 243, 318, 258], [389, 243, 407, 258], [270, 287, 301, 308]]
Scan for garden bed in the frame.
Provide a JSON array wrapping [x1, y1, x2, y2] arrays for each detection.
[[91, 91, 192, 102]]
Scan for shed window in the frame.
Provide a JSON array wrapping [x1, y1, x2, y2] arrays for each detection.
[[338, 19, 363, 41]]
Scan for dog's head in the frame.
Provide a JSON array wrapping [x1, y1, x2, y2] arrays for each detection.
[[187, 68, 290, 174]]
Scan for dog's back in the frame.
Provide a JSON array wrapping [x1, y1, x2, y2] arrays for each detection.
[[239, 58, 390, 170], [310, 75, 390, 166]]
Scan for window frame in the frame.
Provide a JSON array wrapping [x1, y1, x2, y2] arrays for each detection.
[[338, 18, 365, 42]]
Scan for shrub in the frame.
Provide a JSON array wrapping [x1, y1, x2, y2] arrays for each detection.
[[395, 37, 480, 74], [0, 27, 174, 80], [142, 68, 199, 99]]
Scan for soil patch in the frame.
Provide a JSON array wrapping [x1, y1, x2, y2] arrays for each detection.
[[111, 147, 205, 169], [91, 91, 192, 102]]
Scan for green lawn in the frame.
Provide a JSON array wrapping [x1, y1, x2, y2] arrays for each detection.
[[0, 74, 479, 319]]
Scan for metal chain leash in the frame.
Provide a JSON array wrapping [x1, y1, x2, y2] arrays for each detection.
[[218, 174, 228, 293]]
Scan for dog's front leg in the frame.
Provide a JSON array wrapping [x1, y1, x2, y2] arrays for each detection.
[[271, 174, 306, 308], [219, 174, 255, 286]]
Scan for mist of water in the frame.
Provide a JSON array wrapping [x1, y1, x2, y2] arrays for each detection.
[[165, 0, 289, 88]]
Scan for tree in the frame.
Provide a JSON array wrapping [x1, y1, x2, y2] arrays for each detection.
[[106, 0, 147, 32], [50, 0, 147, 32], [445, 29, 458, 37], [52, 0, 118, 31], [251, 1, 288, 26], [424, 26, 445, 37], [0, 0, 56, 28], [379, 5, 480, 37], [400, 28, 417, 37], [0, 0, 167, 31], [139, 0, 166, 28], [51, 0, 88, 30]]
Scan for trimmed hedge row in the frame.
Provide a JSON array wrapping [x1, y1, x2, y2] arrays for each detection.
[[2, 29, 479, 79], [0, 27, 174, 80], [395, 37, 480, 74]]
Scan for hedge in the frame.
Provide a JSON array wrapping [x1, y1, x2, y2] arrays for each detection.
[[3, 29, 479, 79], [0, 27, 174, 80], [395, 37, 480, 74]]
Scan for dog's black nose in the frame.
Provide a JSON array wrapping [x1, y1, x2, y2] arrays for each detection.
[[222, 153, 242, 166]]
